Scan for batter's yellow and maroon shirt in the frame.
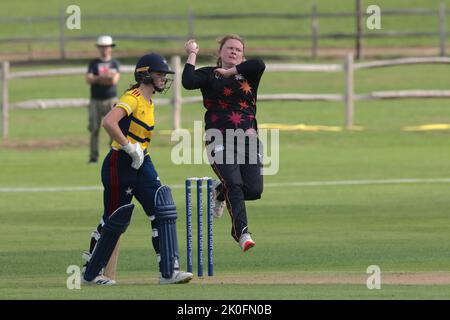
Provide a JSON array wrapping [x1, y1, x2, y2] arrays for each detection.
[[111, 89, 154, 153]]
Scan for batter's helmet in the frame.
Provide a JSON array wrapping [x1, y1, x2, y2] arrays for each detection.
[[134, 53, 174, 93]]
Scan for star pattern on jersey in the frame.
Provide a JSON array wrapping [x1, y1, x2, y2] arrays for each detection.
[[239, 80, 252, 95], [202, 74, 260, 131], [210, 113, 219, 123], [218, 100, 230, 110], [228, 111, 244, 128], [223, 87, 234, 97], [204, 99, 214, 109], [238, 100, 249, 110], [125, 187, 133, 196]]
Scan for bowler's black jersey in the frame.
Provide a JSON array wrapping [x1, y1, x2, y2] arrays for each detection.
[[182, 58, 265, 132]]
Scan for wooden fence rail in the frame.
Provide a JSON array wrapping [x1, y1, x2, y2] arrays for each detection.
[[2, 56, 450, 139], [0, 2, 448, 60]]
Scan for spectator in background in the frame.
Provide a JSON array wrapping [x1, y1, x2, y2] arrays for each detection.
[[86, 35, 120, 164]]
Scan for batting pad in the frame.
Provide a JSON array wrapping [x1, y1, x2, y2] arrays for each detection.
[[154, 185, 180, 279], [84, 204, 134, 282]]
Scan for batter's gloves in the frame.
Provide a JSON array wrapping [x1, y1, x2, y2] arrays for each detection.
[[122, 142, 144, 169]]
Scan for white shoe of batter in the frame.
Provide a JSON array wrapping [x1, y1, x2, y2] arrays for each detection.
[[159, 271, 194, 285]]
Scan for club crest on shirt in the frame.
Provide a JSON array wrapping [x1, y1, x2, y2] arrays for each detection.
[[98, 63, 110, 74]]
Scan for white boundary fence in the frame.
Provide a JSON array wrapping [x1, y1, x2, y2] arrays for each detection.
[[2, 55, 450, 138]]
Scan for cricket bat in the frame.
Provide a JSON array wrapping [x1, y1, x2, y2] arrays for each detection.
[[104, 239, 120, 281]]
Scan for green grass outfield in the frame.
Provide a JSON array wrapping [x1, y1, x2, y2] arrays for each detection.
[[1, 109, 450, 299], [1, 63, 450, 299]]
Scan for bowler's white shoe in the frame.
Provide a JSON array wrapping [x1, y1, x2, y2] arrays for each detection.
[[82, 275, 116, 286], [212, 180, 226, 218], [159, 271, 194, 285], [239, 233, 256, 252]]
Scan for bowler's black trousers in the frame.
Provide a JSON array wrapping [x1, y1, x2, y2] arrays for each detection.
[[209, 135, 264, 242]]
